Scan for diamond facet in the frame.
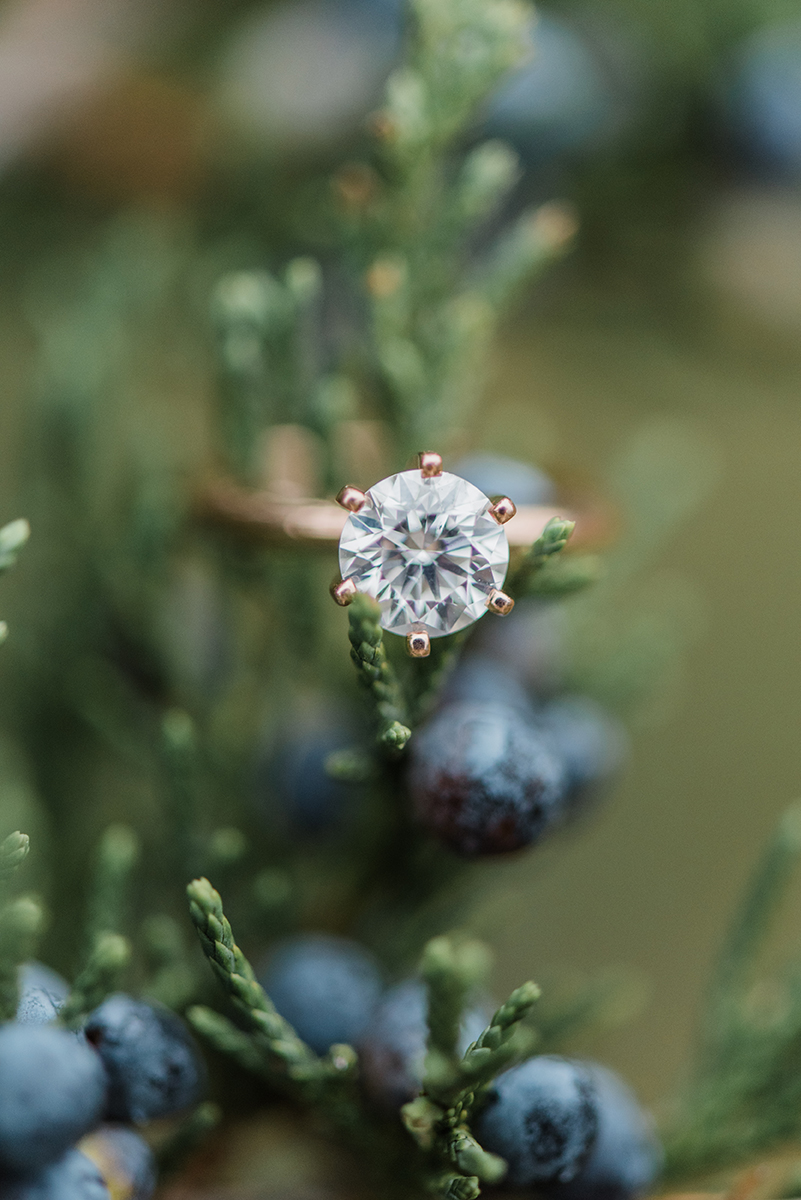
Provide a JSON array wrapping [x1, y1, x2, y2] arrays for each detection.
[[338, 469, 510, 638]]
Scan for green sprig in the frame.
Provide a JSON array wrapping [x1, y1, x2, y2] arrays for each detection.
[[86, 824, 140, 948], [524, 554, 603, 598], [0, 896, 45, 1020], [347, 594, 411, 751], [0, 519, 30, 573], [0, 831, 30, 881], [662, 802, 801, 1182], [60, 932, 131, 1027], [187, 877, 326, 1088], [186, 1005, 268, 1077], [422, 935, 492, 1078], [447, 1130, 507, 1184], [436, 1172, 481, 1200], [141, 914, 198, 1011], [508, 516, 585, 599], [427, 981, 541, 1108]]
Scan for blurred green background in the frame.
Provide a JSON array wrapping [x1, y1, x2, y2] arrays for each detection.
[[0, 0, 801, 1119]]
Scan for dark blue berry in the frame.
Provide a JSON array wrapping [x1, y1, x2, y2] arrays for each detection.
[[452, 455, 556, 507], [482, 15, 615, 165], [4, 1150, 110, 1200], [16, 963, 69, 1026], [0, 1025, 106, 1176], [80, 1126, 156, 1200], [440, 655, 535, 716], [475, 1056, 598, 1189], [409, 702, 567, 855], [722, 22, 801, 180], [259, 935, 382, 1055], [535, 697, 628, 805], [84, 995, 204, 1123], [358, 979, 489, 1109], [253, 718, 360, 836], [546, 1064, 661, 1200]]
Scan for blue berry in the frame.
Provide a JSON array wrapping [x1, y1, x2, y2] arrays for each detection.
[[547, 1064, 661, 1200], [254, 720, 360, 836], [535, 697, 629, 805], [80, 1126, 156, 1200], [440, 655, 535, 717], [452, 455, 556, 507], [4, 1150, 110, 1200], [482, 15, 615, 165], [84, 995, 204, 1123], [723, 22, 801, 179], [408, 702, 567, 855], [0, 1025, 106, 1176], [475, 1056, 598, 1188], [17, 962, 69, 1026], [358, 979, 489, 1109], [259, 935, 382, 1055]]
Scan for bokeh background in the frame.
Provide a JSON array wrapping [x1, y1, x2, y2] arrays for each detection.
[[1, 0, 801, 1120]]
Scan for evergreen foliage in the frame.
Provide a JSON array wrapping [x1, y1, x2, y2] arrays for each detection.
[[0, 0, 798, 1196]]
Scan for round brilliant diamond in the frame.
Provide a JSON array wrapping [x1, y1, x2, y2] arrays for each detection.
[[338, 470, 510, 637]]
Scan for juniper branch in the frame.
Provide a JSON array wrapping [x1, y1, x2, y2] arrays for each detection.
[[0, 896, 44, 1020], [186, 1005, 268, 1077], [161, 709, 202, 877], [508, 517, 580, 598], [347, 594, 411, 751], [60, 932, 130, 1027], [662, 804, 801, 1182], [382, 0, 531, 158], [86, 824, 139, 947], [0, 831, 30, 880], [524, 555, 603, 598], [452, 142, 521, 231], [141, 914, 198, 1011], [422, 935, 492, 1077], [0, 519, 30, 573], [478, 204, 578, 309], [710, 801, 801, 1027], [187, 877, 324, 1086], [426, 981, 541, 1108], [446, 1130, 507, 1185], [436, 1172, 481, 1200]]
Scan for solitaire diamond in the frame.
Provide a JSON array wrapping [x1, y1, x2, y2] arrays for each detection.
[[338, 469, 510, 637]]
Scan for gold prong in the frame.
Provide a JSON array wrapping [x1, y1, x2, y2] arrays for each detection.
[[489, 496, 517, 525], [335, 485, 367, 513], [407, 630, 431, 657], [418, 452, 443, 479], [487, 588, 515, 616], [331, 578, 358, 607]]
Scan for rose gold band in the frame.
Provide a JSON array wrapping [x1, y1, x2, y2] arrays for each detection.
[[196, 480, 612, 551]]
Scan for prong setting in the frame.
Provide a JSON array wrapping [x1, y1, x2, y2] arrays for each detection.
[[418, 452, 443, 479], [487, 588, 515, 616], [407, 630, 431, 657], [331, 577, 358, 607], [336, 485, 367, 513], [489, 496, 517, 525]]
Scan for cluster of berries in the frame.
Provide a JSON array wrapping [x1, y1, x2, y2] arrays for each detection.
[[261, 935, 660, 1198], [1, 964, 203, 1199], [262, 642, 625, 856]]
